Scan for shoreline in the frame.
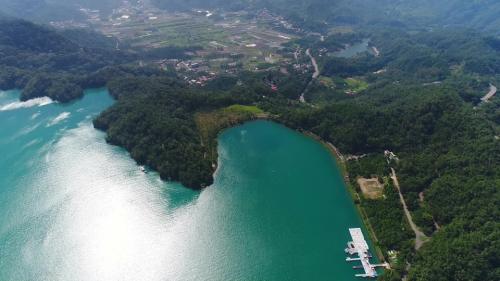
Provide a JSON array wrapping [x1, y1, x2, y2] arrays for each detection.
[[298, 129, 386, 263], [222, 119, 386, 263]]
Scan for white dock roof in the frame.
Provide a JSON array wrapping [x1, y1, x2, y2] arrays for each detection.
[[349, 228, 369, 251], [348, 228, 376, 278]]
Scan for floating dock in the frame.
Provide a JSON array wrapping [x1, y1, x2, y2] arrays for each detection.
[[345, 228, 388, 278]]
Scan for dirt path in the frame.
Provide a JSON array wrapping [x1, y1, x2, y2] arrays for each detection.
[[299, 49, 320, 103], [481, 84, 497, 103], [419, 192, 441, 230], [391, 168, 428, 250], [306, 49, 320, 79]]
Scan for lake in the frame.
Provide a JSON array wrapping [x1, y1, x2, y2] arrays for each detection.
[[333, 38, 371, 58], [0, 89, 377, 280]]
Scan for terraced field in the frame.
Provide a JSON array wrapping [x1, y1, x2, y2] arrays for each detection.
[[96, 11, 294, 70]]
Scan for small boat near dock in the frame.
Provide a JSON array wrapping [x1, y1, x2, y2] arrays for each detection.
[[345, 228, 389, 278]]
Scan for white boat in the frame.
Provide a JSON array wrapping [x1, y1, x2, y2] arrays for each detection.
[[140, 166, 147, 173]]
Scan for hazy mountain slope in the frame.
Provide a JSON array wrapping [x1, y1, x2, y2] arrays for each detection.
[[386, 0, 500, 32], [49, 0, 124, 14], [0, 19, 81, 51], [3, 0, 498, 32], [153, 0, 500, 33], [0, 0, 122, 22], [0, 18, 133, 101], [0, 0, 84, 22]]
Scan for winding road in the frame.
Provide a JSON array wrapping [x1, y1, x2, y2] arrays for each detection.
[[299, 49, 320, 103], [481, 84, 497, 103], [306, 49, 320, 79]]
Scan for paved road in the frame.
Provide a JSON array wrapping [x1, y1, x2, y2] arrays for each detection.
[[299, 49, 320, 103], [306, 49, 320, 79]]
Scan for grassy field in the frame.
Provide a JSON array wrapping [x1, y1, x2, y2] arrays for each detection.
[[223, 105, 265, 114], [196, 105, 266, 162], [122, 18, 231, 48], [345, 78, 369, 93]]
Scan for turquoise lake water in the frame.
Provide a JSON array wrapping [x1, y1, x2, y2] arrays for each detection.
[[0, 88, 377, 280]]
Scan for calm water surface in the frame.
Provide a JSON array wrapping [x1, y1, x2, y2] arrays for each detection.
[[333, 38, 371, 58], [0, 89, 377, 280]]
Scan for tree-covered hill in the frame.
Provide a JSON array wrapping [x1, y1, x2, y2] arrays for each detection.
[[87, 23, 500, 279], [90, 63, 499, 280], [0, 19, 78, 52], [93, 76, 264, 189], [3, 0, 499, 33], [385, 0, 500, 33], [0, 3, 498, 280], [154, 0, 500, 34], [0, 0, 123, 22], [0, 0, 83, 22], [0, 18, 134, 102]]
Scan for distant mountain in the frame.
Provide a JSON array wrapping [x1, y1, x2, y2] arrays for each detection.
[[0, 0, 122, 23], [0, 0, 84, 22], [153, 0, 500, 33], [51, 0, 123, 14], [0, 18, 118, 51], [0, 19, 78, 52], [2, 0, 498, 33], [389, 0, 500, 33], [0, 18, 132, 102]]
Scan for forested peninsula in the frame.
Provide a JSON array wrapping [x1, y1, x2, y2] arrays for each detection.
[[0, 18, 135, 102], [93, 76, 265, 188], [1, 11, 499, 281], [92, 29, 499, 281]]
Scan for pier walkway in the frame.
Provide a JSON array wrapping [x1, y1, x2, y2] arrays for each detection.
[[345, 228, 388, 278]]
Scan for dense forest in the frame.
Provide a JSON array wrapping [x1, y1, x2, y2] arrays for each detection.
[[274, 27, 498, 280], [0, 18, 137, 101], [0, 2, 499, 280], [87, 25, 499, 280], [274, 85, 499, 281], [93, 76, 264, 189], [88, 69, 499, 280]]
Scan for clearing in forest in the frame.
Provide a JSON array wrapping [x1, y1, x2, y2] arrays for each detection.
[[345, 78, 369, 94], [357, 177, 384, 199]]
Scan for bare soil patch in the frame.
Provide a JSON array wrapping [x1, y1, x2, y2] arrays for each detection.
[[357, 177, 384, 199]]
